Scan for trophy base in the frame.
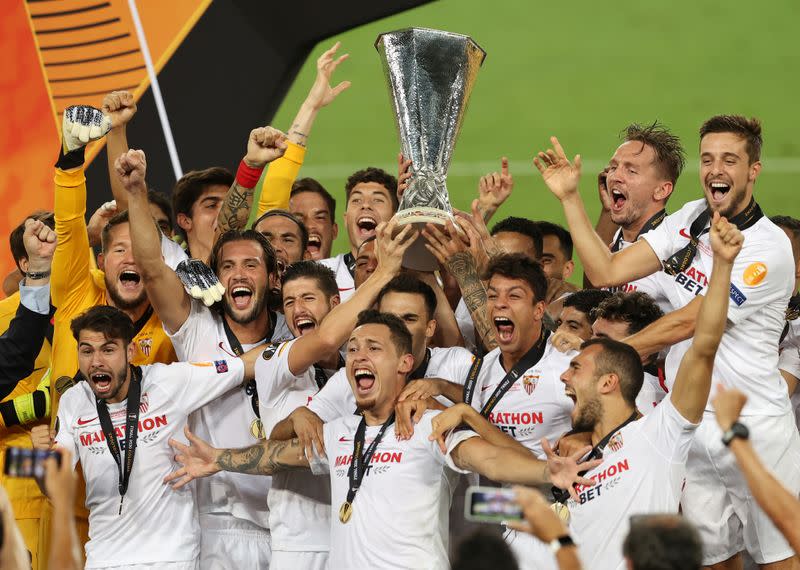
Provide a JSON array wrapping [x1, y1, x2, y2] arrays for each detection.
[[395, 207, 453, 272]]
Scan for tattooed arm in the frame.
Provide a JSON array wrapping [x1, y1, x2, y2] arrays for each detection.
[[216, 126, 287, 235], [166, 429, 310, 488], [449, 252, 498, 351]]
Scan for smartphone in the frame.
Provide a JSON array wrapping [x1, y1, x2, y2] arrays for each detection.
[[464, 486, 524, 523], [3, 447, 61, 479]]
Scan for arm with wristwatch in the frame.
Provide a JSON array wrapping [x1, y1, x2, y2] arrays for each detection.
[[713, 386, 800, 554]]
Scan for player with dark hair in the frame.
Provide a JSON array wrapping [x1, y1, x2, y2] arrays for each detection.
[[555, 289, 613, 340], [535, 221, 574, 281], [252, 209, 310, 271], [32, 305, 266, 569], [491, 216, 544, 259], [166, 309, 600, 570], [320, 167, 398, 301], [622, 515, 702, 570], [535, 117, 798, 568], [289, 178, 338, 260]]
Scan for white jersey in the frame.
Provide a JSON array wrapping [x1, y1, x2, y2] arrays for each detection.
[[568, 397, 698, 570], [637, 369, 668, 415], [641, 198, 794, 415], [319, 253, 355, 301], [455, 299, 478, 353], [167, 298, 292, 527], [256, 339, 332, 552], [472, 341, 574, 457], [605, 228, 673, 313], [55, 359, 245, 568], [162, 233, 189, 270], [311, 410, 476, 570], [779, 319, 800, 427], [308, 346, 475, 422]]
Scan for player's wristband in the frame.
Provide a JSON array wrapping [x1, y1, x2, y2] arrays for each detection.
[[722, 421, 749, 446], [549, 535, 575, 553], [236, 160, 264, 188], [55, 145, 86, 170]]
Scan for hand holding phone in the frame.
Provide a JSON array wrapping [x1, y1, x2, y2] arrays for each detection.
[[464, 486, 523, 524]]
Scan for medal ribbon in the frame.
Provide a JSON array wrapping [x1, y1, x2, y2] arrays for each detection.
[[345, 413, 396, 512]]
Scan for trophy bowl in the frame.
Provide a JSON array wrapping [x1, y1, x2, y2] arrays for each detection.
[[376, 27, 486, 271]]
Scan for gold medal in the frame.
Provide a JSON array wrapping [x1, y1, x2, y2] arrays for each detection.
[[250, 418, 265, 439], [339, 501, 353, 523], [551, 501, 571, 523]]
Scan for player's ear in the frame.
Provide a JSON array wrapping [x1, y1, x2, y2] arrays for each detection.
[[598, 372, 619, 395], [330, 294, 341, 309], [425, 319, 437, 340], [176, 213, 192, 233], [332, 222, 339, 240], [749, 160, 762, 183], [398, 353, 414, 375], [96, 252, 105, 271], [563, 260, 575, 280], [654, 180, 673, 202], [127, 340, 136, 361]]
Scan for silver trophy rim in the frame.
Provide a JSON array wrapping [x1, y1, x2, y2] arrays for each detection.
[[374, 27, 487, 64]]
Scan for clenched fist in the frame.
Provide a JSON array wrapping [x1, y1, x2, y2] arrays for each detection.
[[114, 149, 148, 194], [709, 211, 744, 263], [23, 218, 57, 273], [62, 105, 112, 151], [102, 90, 137, 128], [243, 126, 287, 168]]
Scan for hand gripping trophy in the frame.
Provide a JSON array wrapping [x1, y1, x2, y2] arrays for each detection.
[[375, 28, 486, 270]]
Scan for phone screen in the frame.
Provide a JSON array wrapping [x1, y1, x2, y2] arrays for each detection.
[[3, 447, 61, 479], [464, 486, 524, 523]]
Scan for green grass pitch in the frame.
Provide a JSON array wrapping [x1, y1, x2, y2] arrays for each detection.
[[266, 0, 800, 283]]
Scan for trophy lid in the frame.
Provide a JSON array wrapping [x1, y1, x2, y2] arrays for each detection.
[[374, 27, 486, 65]]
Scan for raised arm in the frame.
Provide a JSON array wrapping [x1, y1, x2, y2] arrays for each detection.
[[286, 219, 414, 375], [534, 137, 661, 287], [102, 90, 137, 210], [584, 167, 617, 289], [118, 149, 191, 333], [476, 157, 514, 222], [713, 387, 800, 553], [216, 126, 287, 234], [413, 270, 465, 348], [253, 42, 350, 219], [670, 213, 742, 423], [165, 426, 310, 488], [623, 296, 700, 360]]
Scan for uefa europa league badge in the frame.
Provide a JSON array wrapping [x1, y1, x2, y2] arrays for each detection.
[[375, 27, 486, 271]]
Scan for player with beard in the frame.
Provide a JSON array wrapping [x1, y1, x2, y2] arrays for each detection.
[[320, 167, 398, 301], [33, 305, 267, 569], [289, 179, 338, 260], [122, 149, 290, 568], [534, 117, 799, 570], [586, 122, 684, 312], [166, 310, 600, 570], [253, 209, 309, 270], [256, 224, 412, 570], [50, 108, 177, 412]]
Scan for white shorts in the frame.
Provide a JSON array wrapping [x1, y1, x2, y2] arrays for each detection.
[[269, 550, 327, 570], [199, 514, 271, 570], [681, 411, 800, 565]]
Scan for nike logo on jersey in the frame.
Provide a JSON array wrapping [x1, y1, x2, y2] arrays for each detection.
[[77, 416, 97, 426], [217, 342, 237, 358], [481, 384, 495, 392]]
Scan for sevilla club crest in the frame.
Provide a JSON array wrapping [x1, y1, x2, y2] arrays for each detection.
[[522, 375, 539, 396]]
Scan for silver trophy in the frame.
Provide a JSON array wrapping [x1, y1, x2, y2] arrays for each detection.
[[376, 27, 486, 270]]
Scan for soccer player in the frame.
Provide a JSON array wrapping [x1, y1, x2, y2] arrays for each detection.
[[520, 212, 741, 570], [275, 274, 476, 450], [555, 289, 613, 341], [535, 221, 575, 282], [252, 210, 309, 270], [256, 223, 413, 570], [123, 148, 288, 567], [320, 168, 398, 300], [50, 107, 177, 411], [622, 515, 702, 570], [588, 122, 684, 312], [34, 305, 265, 569], [534, 117, 799, 569], [289, 179, 339, 260], [166, 310, 599, 570]]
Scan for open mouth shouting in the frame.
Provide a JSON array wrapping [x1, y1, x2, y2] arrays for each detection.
[[90, 371, 114, 396], [707, 180, 732, 205], [119, 269, 142, 291], [354, 367, 377, 396], [356, 215, 378, 239], [307, 233, 323, 257], [564, 387, 577, 404], [609, 187, 627, 213], [230, 284, 254, 310], [494, 315, 516, 344], [294, 315, 317, 336]]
